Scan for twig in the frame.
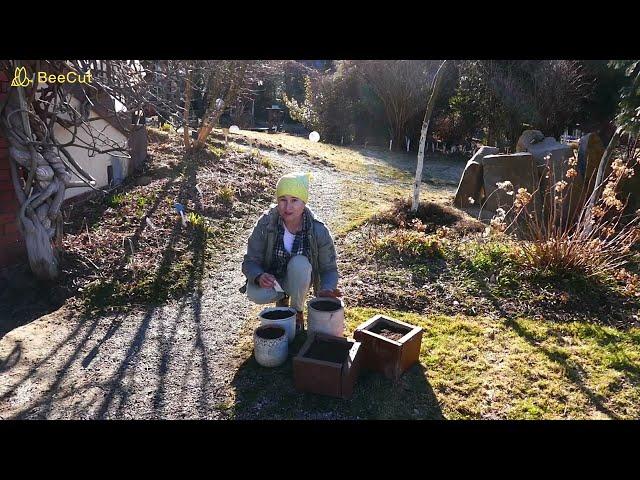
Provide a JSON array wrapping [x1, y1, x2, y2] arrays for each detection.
[[84, 218, 92, 246]]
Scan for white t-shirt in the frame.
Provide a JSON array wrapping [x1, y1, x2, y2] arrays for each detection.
[[283, 225, 295, 253]]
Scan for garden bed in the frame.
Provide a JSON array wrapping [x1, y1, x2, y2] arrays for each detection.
[[336, 199, 640, 329], [57, 129, 284, 314]]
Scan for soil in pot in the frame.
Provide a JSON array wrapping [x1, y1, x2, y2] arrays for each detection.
[[369, 321, 410, 341], [310, 300, 341, 312], [261, 310, 295, 320], [304, 339, 351, 363], [256, 326, 285, 339]]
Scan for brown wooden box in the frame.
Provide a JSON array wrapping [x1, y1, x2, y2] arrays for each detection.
[[353, 314, 423, 381], [293, 332, 362, 399]]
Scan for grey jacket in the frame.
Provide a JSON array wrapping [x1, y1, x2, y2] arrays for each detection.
[[241, 205, 339, 294]]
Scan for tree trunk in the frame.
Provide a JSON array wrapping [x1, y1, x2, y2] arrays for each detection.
[[412, 60, 448, 212], [192, 64, 247, 150], [183, 69, 192, 151]]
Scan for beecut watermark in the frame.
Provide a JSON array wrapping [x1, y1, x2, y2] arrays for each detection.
[[11, 66, 92, 87]]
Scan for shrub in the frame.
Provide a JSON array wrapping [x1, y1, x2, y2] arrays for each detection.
[[106, 193, 125, 208], [282, 61, 382, 145], [187, 212, 211, 234], [371, 230, 445, 261], [488, 147, 640, 282], [217, 185, 235, 204]]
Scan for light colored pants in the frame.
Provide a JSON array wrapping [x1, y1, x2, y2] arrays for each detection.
[[246, 255, 312, 312]]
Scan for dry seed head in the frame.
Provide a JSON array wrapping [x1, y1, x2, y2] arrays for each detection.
[[611, 158, 635, 179], [555, 180, 568, 192], [602, 182, 624, 210], [514, 187, 532, 209], [496, 181, 514, 193], [592, 205, 606, 219]]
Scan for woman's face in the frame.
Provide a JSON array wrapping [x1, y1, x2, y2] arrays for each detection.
[[277, 195, 305, 223]]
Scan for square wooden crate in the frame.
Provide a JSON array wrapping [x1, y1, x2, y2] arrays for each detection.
[[353, 314, 423, 381], [293, 332, 362, 399]]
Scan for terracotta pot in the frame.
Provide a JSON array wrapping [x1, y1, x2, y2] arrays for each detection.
[[254, 325, 288, 367]]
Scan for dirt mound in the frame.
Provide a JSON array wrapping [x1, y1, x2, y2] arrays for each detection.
[[372, 198, 485, 236]]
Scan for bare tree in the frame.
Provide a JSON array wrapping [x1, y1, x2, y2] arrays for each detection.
[[531, 60, 589, 138], [183, 68, 193, 151], [191, 60, 282, 149], [413, 60, 448, 212], [354, 60, 440, 150], [451, 60, 589, 148]]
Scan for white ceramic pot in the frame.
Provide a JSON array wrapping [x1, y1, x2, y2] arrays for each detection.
[[258, 307, 297, 343], [254, 325, 288, 367], [307, 297, 345, 337]]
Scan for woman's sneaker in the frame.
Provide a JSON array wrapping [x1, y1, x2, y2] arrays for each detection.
[[275, 295, 290, 307]]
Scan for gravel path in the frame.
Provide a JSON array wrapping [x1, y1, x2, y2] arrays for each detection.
[[0, 141, 459, 419]]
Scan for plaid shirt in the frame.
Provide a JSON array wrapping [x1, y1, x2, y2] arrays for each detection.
[[270, 212, 311, 280]]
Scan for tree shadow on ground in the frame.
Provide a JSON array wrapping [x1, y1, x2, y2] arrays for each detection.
[[504, 318, 624, 420], [1, 224, 210, 419], [0, 150, 215, 419], [76, 149, 203, 316], [230, 331, 444, 420]]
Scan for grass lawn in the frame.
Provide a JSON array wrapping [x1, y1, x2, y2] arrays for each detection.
[[230, 307, 640, 419]]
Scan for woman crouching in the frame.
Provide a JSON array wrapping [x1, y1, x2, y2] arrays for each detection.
[[241, 172, 341, 334]]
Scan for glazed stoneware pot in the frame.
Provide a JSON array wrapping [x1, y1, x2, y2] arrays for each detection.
[[254, 325, 288, 367], [258, 307, 297, 343], [307, 297, 345, 337]]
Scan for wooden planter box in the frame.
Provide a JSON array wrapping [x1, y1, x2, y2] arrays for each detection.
[[293, 332, 362, 399], [354, 314, 423, 381]]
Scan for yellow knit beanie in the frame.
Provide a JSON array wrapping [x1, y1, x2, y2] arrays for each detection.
[[276, 172, 311, 203]]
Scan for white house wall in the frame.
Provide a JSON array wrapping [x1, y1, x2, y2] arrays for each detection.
[[35, 92, 131, 200]]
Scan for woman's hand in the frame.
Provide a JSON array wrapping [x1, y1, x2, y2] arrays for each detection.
[[317, 288, 342, 298], [257, 272, 277, 289]]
